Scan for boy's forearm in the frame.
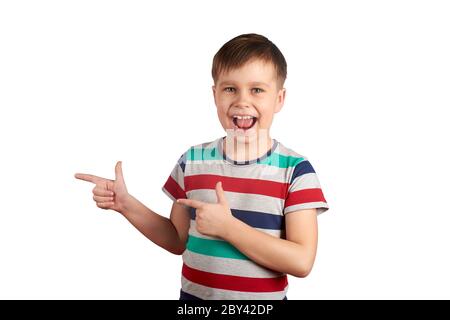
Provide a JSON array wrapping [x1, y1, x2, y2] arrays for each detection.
[[223, 218, 314, 277], [119, 195, 185, 254]]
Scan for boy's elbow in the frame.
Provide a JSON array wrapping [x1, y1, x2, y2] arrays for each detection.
[[168, 244, 186, 255], [170, 249, 183, 255], [291, 262, 314, 278]]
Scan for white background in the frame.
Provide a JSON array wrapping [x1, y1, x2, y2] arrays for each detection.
[[1, 0, 449, 299]]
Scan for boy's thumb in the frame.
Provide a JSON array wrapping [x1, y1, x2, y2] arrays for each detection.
[[115, 161, 125, 183], [215, 181, 227, 204]]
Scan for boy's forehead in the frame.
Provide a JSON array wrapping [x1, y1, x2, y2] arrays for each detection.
[[216, 59, 277, 86]]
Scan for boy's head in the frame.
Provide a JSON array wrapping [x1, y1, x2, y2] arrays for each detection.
[[212, 33, 287, 144]]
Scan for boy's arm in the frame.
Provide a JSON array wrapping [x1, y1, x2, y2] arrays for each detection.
[[75, 161, 190, 255], [120, 195, 190, 255], [177, 182, 318, 277], [222, 208, 318, 277]]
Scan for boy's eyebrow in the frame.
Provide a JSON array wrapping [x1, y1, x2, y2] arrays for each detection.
[[248, 81, 270, 87], [218, 81, 271, 87]]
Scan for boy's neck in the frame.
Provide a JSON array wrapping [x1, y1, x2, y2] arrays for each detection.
[[223, 134, 274, 162]]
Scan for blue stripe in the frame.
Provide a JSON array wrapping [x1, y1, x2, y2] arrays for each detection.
[[177, 153, 186, 173], [180, 289, 287, 300], [189, 207, 284, 230], [179, 290, 202, 300], [290, 160, 316, 184]]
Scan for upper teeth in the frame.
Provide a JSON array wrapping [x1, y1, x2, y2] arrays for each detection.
[[233, 115, 254, 119]]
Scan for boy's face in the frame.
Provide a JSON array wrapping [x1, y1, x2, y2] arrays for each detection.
[[212, 59, 286, 144]]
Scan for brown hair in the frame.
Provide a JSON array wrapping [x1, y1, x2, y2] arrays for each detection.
[[212, 33, 287, 88]]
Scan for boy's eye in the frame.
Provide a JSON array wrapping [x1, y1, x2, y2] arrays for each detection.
[[252, 88, 264, 93], [224, 87, 236, 93]]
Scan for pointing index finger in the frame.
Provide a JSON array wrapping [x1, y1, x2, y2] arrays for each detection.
[[74, 173, 104, 184], [177, 198, 204, 209]]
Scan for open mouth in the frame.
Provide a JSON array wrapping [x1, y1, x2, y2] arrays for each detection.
[[232, 115, 257, 130]]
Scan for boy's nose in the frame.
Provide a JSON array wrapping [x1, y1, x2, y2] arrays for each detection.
[[234, 92, 252, 106]]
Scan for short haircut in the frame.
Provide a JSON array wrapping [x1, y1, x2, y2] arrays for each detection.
[[212, 33, 287, 88]]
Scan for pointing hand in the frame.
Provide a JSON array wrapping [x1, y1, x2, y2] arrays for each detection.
[[177, 181, 235, 238], [75, 161, 129, 213]]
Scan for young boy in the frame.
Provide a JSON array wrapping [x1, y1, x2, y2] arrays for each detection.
[[75, 33, 329, 300]]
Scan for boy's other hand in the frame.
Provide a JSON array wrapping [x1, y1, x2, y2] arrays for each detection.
[[177, 181, 235, 239], [74, 161, 130, 214]]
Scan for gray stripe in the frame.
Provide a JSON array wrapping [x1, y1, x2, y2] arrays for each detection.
[[284, 201, 329, 215], [170, 163, 185, 190], [290, 172, 323, 190], [183, 249, 284, 278], [187, 159, 225, 165], [186, 189, 284, 216], [186, 162, 290, 183], [181, 276, 288, 300]]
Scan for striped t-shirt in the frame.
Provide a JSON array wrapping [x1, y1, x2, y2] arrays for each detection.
[[162, 137, 329, 300]]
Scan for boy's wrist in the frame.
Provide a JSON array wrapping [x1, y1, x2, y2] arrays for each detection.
[[118, 194, 135, 215], [221, 214, 239, 240]]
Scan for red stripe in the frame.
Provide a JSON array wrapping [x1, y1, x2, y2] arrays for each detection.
[[285, 188, 326, 208], [182, 263, 288, 293], [184, 174, 288, 199], [163, 176, 187, 200]]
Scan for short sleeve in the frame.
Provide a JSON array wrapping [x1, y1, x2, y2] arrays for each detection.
[[162, 152, 187, 201], [284, 158, 329, 215]]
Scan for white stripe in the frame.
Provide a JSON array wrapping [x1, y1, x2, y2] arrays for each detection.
[[170, 164, 185, 190], [290, 172, 322, 190], [183, 249, 284, 278], [186, 189, 284, 216], [284, 201, 329, 215], [186, 162, 289, 183], [188, 159, 225, 165]]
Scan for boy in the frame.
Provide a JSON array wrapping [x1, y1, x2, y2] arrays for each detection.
[[75, 33, 329, 300]]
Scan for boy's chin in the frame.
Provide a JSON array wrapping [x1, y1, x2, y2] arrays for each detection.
[[225, 127, 268, 144], [235, 135, 256, 145]]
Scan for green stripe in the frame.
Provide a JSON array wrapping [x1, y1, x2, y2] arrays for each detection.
[[187, 147, 304, 168], [258, 153, 304, 168], [188, 147, 222, 161], [186, 235, 248, 260]]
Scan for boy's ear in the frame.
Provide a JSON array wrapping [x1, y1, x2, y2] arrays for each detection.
[[212, 85, 217, 106], [274, 88, 286, 113]]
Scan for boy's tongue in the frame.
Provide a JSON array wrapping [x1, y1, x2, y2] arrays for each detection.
[[236, 118, 254, 129]]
